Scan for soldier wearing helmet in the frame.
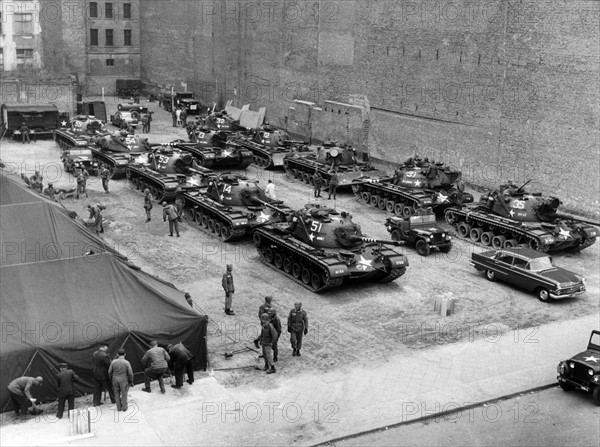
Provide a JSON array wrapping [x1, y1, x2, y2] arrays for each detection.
[[287, 302, 308, 357], [222, 264, 235, 315]]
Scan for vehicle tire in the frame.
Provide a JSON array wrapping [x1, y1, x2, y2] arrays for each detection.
[[504, 238, 518, 249], [283, 258, 292, 274], [402, 205, 413, 218], [207, 218, 215, 233], [370, 195, 380, 207], [292, 263, 302, 279], [378, 197, 387, 210], [301, 268, 311, 285], [185, 208, 195, 220], [593, 386, 600, 406], [536, 287, 550, 303], [386, 200, 396, 213], [469, 228, 483, 242], [458, 222, 472, 238], [214, 221, 222, 237], [485, 269, 496, 282], [220, 225, 232, 240], [292, 169, 299, 179], [201, 215, 209, 229], [416, 240, 431, 257], [361, 192, 371, 204], [390, 229, 401, 242], [480, 231, 494, 246], [492, 235, 506, 249], [274, 254, 283, 269], [394, 203, 404, 216], [439, 244, 452, 253], [131, 111, 141, 120], [311, 272, 322, 290], [559, 381, 574, 392], [264, 247, 274, 263], [194, 210, 203, 223]]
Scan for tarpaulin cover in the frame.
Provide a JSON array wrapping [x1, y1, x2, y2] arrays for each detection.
[[0, 174, 208, 412], [1, 104, 59, 113]]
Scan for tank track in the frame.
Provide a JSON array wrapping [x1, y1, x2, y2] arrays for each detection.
[[53, 129, 91, 150], [284, 159, 371, 190], [352, 181, 436, 217], [234, 138, 282, 169], [89, 148, 132, 179], [253, 230, 346, 293], [376, 265, 407, 283], [182, 192, 253, 242], [126, 166, 184, 203]]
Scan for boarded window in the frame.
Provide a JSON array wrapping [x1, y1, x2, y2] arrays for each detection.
[[14, 13, 33, 35], [16, 49, 34, 65]]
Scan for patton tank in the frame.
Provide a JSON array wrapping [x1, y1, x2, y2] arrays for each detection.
[[352, 156, 474, 217], [168, 133, 254, 170], [201, 111, 242, 133], [182, 173, 293, 241], [283, 142, 385, 190], [126, 146, 213, 202], [234, 124, 308, 169], [253, 204, 409, 292], [53, 115, 106, 150], [86, 131, 155, 179], [445, 180, 600, 252]]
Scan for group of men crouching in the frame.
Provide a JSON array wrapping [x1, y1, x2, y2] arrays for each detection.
[[7, 341, 195, 418]]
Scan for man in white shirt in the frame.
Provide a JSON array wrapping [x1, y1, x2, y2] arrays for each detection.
[[265, 180, 276, 200]]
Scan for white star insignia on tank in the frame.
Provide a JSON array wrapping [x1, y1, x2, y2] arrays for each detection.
[[558, 228, 571, 239], [257, 211, 270, 222], [308, 232, 315, 242], [222, 149, 232, 158], [437, 192, 448, 203], [357, 255, 373, 268], [414, 180, 421, 186], [509, 209, 515, 217], [188, 177, 200, 186]]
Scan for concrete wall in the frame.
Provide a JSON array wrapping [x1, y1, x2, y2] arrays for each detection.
[[0, 75, 77, 115]]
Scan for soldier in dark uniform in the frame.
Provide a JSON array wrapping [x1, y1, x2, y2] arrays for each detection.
[[255, 313, 278, 374], [29, 170, 43, 192], [92, 342, 115, 406], [222, 264, 235, 315], [174, 185, 184, 218], [258, 296, 273, 320], [268, 308, 282, 363], [162, 201, 180, 236], [167, 342, 195, 388], [172, 110, 178, 127], [18, 123, 31, 144], [55, 363, 80, 419], [100, 164, 110, 193], [43, 183, 57, 201], [312, 169, 323, 198], [180, 109, 188, 127], [87, 203, 104, 234], [288, 302, 308, 356], [327, 169, 339, 200], [144, 189, 153, 222]]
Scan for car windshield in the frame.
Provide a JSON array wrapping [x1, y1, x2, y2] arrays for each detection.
[[409, 214, 436, 225], [527, 257, 554, 271]]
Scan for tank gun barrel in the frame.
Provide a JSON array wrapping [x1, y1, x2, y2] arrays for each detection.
[[349, 236, 403, 246], [550, 213, 600, 227], [283, 139, 309, 146], [252, 197, 289, 213]]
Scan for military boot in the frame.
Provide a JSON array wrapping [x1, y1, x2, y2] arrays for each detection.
[[267, 366, 276, 374]]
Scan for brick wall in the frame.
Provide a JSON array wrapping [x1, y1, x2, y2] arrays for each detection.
[[0, 75, 77, 115]]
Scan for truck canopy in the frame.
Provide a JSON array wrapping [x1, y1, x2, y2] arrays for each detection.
[[2, 104, 59, 113]]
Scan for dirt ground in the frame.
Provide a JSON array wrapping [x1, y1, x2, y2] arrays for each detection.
[[2, 96, 599, 390]]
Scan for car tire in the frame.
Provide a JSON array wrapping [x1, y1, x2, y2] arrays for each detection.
[[536, 287, 550, 303], [485, 269, 496, 282], [593, 386, 600, 406], [416, 239, 430, 256], [558, 381, 574, 392]]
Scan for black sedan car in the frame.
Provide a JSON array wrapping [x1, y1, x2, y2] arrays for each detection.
[[470, 247, 586, 302]]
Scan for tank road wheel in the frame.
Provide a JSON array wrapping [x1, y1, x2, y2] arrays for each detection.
[[394, 203, 404, 216], [132, 178, 140, 189], [402, 205, 413, 218], [292, 169, 299, 179], [274, 254, 284, 269], [311, 271, 323, 290], [386, 200, 396, 213], [528, 239, 541, 251], [214, 221, 222, 237], [361, 192, 371, 204], [264, 247, 274, 263], [308, 174, 315, 186], [253, 156, 259, 165], [370, 195, 380, 207], [416, 239, 431, 257], [201, 215, 209, 229], [536, 287, 550, 303], [107, 166, 116, 179], [220, 225, 232, 240], [207, 218, 215, 233], [480, 231, 494, 246], [185, 208, 195, 220], [504, 238, 518, 249], [485, 269, 496, 281], [301, 268, 311, 285], [292, 263, 302, 279], [303, 173, 311, 184], [194, 210, 203, 224], [283, 258, 292, 274], [458, 223, 472, 238], [378, 197, 387, 210], [492, 235, 507, 249], [469, 228, 483, 242]]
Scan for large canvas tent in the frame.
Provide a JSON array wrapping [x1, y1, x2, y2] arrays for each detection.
[[0, 173, 208, 411]]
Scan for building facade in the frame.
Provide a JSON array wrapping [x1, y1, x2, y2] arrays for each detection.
[[0, 0, 44, 72]]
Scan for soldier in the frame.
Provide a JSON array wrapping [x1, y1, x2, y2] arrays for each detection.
[[144, 189, 153, 222], [176, 107, 182, 126], [222, 264, 235, 315], [162, 201, 180, 237], [265, 179, 276, 200], [18, 122, 31, 144], [288, 302, 308, 357], [147, 111, 153, 132], [108, 349, 134, 411], [55, 363, 80, 419], [141, 341, 170, 394], [327, 169, 339, 200], [174, 185, 184, 218], [255, 313, 278, 374], [258, 296, 273, 320], [92, 342, 115, 407], [76, 171, 87, 199], [100, 164, 110, 193], [43, 182, 57, 201], [167, 342, 195, 388], [268, 308, 282, 363], [87, 203, 104, 234], [141, 114, 149, 133], [312, 169, 323, 198], [30, 170, 43, 192], [172, 109, 177, 127], [7, 376, 44, 417], [180, 109, 188, 127]]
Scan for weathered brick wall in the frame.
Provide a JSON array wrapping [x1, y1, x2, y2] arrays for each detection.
[[58, 0, 88, 77], [0, 75, 77, 115], [139, 0, 600, 216]]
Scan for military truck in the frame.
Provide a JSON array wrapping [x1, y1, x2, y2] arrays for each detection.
[[1, 103, 60, 139]]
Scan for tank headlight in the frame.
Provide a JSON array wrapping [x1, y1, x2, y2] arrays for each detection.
[[589, 368, 595, 376]]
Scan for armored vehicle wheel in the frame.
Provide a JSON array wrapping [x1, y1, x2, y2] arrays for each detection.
[[394, 203, 404, 216], [352, 184, 360, 194], [485, 269, 496, 281], [504, 239, 518, 248], [492, 235, 506, 249], [283, 258, 292, 273], [264, 247, 274, 263], [214, 221, 222, 237], [274, 254, 283, 269], [457, 222, 471, 237], [221, 225, 232, 239], [402, 205, 412, 218], [370, 195, 379, 207], [303, 173, 311, 184], [311, 272, 322, 290], [185, 208, 195, 220], [416, 240, 431, 256], [207, 218, 215, 232], [480, 231, 494, 246], [308, 175, 314, 186], [536, 287, 550, 303], [390, 230, 401, 241], [292, 169, 299, 179], [201, 215, 209, 229], [593, 386, 600, 406], [469, 228, 483, 242], [292, 263, 302, 279], [439, 244, 452, 253], [194, 210, 203, 223], [559, 381, 574, 392], [378, 197, 387, 210], [361, 192, 371, 204], [301, 268, 311, 285], [386, 200, 396, 213]]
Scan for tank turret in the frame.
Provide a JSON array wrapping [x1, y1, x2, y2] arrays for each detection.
[[445, 180, 599, 252], [253, 204, 409, 292], [202, 111, 241, 132]]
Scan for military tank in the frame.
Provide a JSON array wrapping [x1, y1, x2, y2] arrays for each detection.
[[234, 124, 308, 169], [53, 115, 106, 150], [352, 157, 474, 217], [283, 142, 385, 190], [202, 111, 242, 133], [89, 131, 154, 179], [168, 136, 253, 170], [126, 147, 213, 202], [183, 173, 293, 241], [253, 204, 409, 292], [445, 180, 600, 252]]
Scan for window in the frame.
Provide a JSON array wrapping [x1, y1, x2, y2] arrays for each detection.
[[105, 29, 113, 46], [106, 59, 114, 66], [105, 3, 113, 19], [14, 13, 33, 35], [497, 255, 514, 265], [90, 29, 98, 46], [124, 29, 132, 46], [16, 49, 34, 65], [123, 3, 132, 19], [89, 2, 98, 18]]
